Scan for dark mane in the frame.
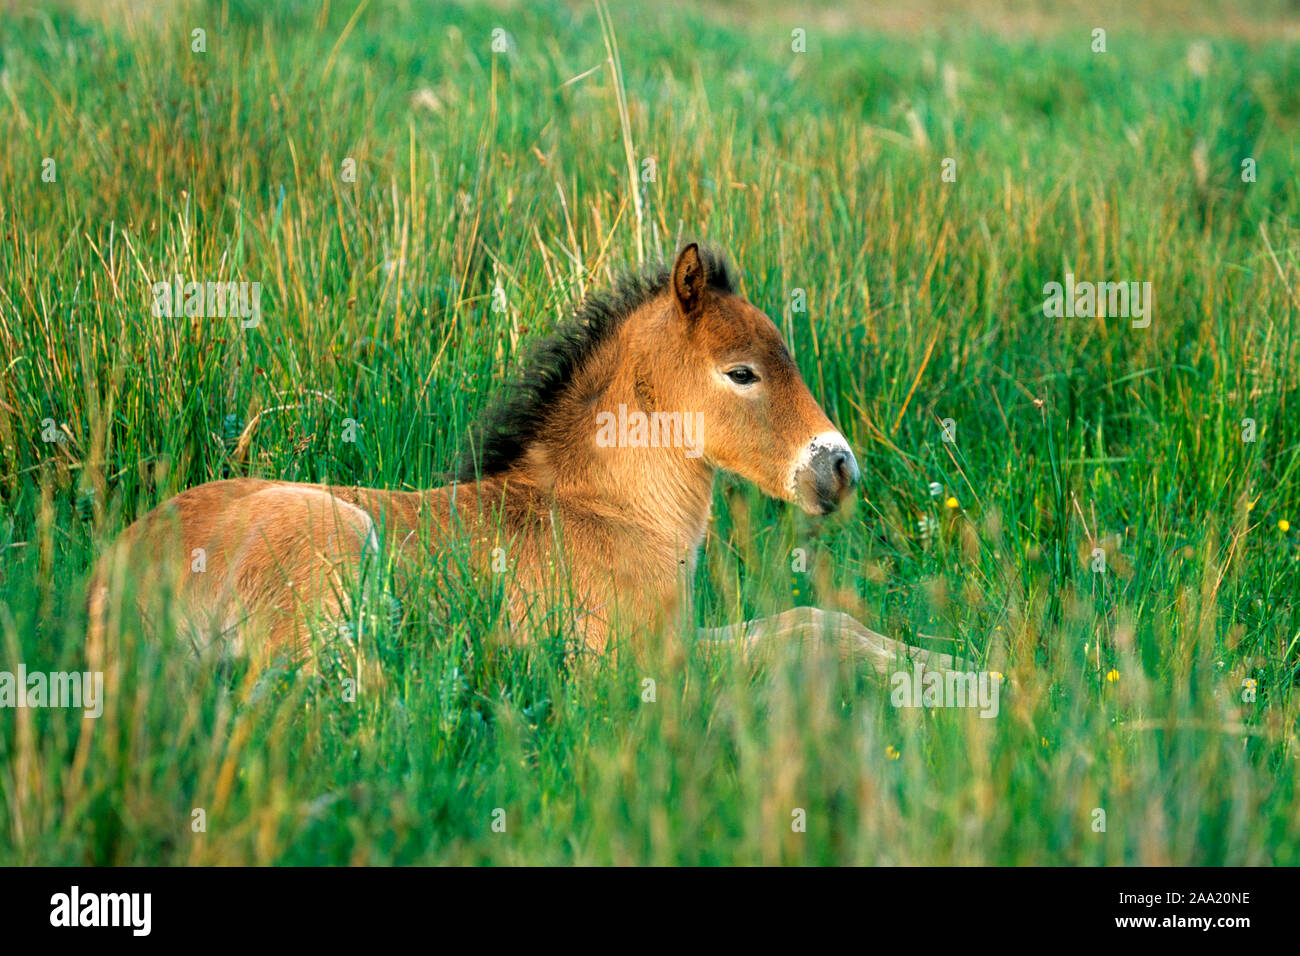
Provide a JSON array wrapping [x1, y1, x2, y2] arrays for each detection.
[[455, 245, 737, 481]]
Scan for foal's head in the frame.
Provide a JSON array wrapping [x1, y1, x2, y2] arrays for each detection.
[[643, 244, 860, 515]]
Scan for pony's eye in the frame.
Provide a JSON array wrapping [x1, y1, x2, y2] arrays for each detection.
[[726, 367, 759, 386]]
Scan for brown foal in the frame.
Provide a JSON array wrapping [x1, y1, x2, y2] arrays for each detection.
[[87, 244, 963, 676]]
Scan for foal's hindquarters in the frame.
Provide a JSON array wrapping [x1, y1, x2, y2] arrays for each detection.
[[87, 479, 385, 670]]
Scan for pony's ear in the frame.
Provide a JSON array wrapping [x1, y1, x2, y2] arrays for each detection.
[[671, 243, 707, 319]]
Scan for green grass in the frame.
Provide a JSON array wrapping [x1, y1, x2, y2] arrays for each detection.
[[2, 0, 1299, 864]]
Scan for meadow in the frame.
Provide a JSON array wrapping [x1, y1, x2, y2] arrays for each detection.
[[1, 0, 1299, 864]]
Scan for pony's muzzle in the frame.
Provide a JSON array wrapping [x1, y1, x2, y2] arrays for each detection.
[[794, 434, 860, 514]]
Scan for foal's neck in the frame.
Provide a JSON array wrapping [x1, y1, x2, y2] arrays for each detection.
[[512, 300, 715, 568]]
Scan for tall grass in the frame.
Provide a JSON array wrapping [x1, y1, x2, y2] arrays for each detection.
[[1, 0, 1298, 864]]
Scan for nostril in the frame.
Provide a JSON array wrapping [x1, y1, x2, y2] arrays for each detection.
[[833, 452, 856, 486]]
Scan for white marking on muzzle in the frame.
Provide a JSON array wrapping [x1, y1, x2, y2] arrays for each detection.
[[786, 430, 855, 498]]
